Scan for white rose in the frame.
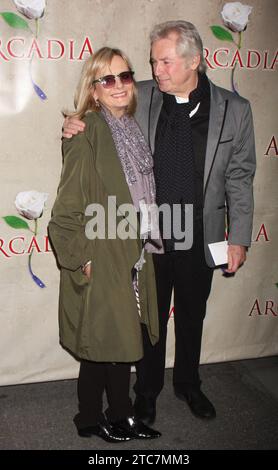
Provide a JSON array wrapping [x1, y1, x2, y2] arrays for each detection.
[[15, 190, 48, 220], [221, 2, 252, 32], [13, 0, 46, 20]]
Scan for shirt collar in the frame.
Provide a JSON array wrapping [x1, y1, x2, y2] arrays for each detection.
[[175, 96, 200, 118]]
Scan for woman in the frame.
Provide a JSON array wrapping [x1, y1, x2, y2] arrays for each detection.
[[48, 47, 161, 443]]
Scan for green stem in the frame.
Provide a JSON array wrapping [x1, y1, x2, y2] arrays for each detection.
[[28, 219, 38, 266], [35, 18, 39, 39], [34, 218, 38, 237], [238, 31, 242, 49], [231, 32, 243, 93]]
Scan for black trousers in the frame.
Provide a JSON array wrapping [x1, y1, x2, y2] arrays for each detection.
[[74, 360, 134, 429], [134, 225, 213, 398]]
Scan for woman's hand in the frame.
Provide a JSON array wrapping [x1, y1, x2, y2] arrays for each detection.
[[83, 263, 91, 280], [81, 261, 92, 280]]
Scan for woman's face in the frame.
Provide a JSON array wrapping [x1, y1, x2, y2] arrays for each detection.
[[92, 55, 134, 118]]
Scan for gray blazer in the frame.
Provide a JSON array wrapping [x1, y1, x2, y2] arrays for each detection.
[[135, 79, 256, 267]]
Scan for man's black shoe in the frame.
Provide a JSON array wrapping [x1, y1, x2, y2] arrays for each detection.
[[175, 388, 216, 420], [134, 395, 156, 425], [112, 416, 161, 439], [78, 420, 131, 442]]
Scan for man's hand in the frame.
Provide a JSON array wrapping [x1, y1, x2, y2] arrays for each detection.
[[225, 245, 246, 273], [62, 116, 85, 138]]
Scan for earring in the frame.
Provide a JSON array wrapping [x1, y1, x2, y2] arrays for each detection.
[[95, 99, 100, 108]]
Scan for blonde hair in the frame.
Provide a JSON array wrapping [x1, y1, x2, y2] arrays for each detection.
[[150, 20, 207, 73], [65, 47, 137, 119]]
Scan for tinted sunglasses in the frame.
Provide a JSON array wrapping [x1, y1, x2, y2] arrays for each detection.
[[92, 71, 134, 89]]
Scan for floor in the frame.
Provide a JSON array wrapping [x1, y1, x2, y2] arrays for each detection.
[[0, 356, 277, 450]]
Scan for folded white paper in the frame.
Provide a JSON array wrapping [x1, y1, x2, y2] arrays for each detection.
[[208, 240, 228, 266]]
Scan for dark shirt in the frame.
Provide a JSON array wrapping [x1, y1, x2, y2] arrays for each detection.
[[154, 75, 210, 250], [155, 87, 210, 220]]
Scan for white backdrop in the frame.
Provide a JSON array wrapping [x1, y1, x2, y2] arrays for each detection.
[[0, 0, 277, 385]]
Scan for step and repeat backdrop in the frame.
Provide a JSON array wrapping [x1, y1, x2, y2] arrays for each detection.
[[0, 0, 277, 385]]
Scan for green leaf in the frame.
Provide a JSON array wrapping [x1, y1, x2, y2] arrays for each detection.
[[3, 216, 30, 230], [210, 25, 234, 42], [0, 12, 29, 30]]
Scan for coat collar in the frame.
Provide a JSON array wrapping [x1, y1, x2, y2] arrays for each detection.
[[85, 112, 139, 238]]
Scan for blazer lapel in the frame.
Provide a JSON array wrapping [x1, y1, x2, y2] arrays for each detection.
[[203, 82, 228, 192], [149, 86, 163, 154]]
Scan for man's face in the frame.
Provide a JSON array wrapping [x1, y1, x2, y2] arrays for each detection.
[[150, 33, 199, 98]]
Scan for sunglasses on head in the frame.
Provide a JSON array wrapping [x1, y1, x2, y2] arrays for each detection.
[[92, 71, 134, 89]]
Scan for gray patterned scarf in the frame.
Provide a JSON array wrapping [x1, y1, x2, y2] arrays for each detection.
[[100, 106, 156, 207]]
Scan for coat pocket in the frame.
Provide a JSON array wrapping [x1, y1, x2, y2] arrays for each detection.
[[67, 268, 90, 295], [219, 136, 233, 144]]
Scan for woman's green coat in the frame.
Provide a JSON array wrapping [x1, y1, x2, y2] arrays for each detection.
[[48, 112, 159, 362]]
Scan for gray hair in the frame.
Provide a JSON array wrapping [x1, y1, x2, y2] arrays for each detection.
[[150, 20, 207, 73]]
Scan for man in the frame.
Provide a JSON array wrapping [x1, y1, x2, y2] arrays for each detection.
[[62, 20, 256, 423]]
